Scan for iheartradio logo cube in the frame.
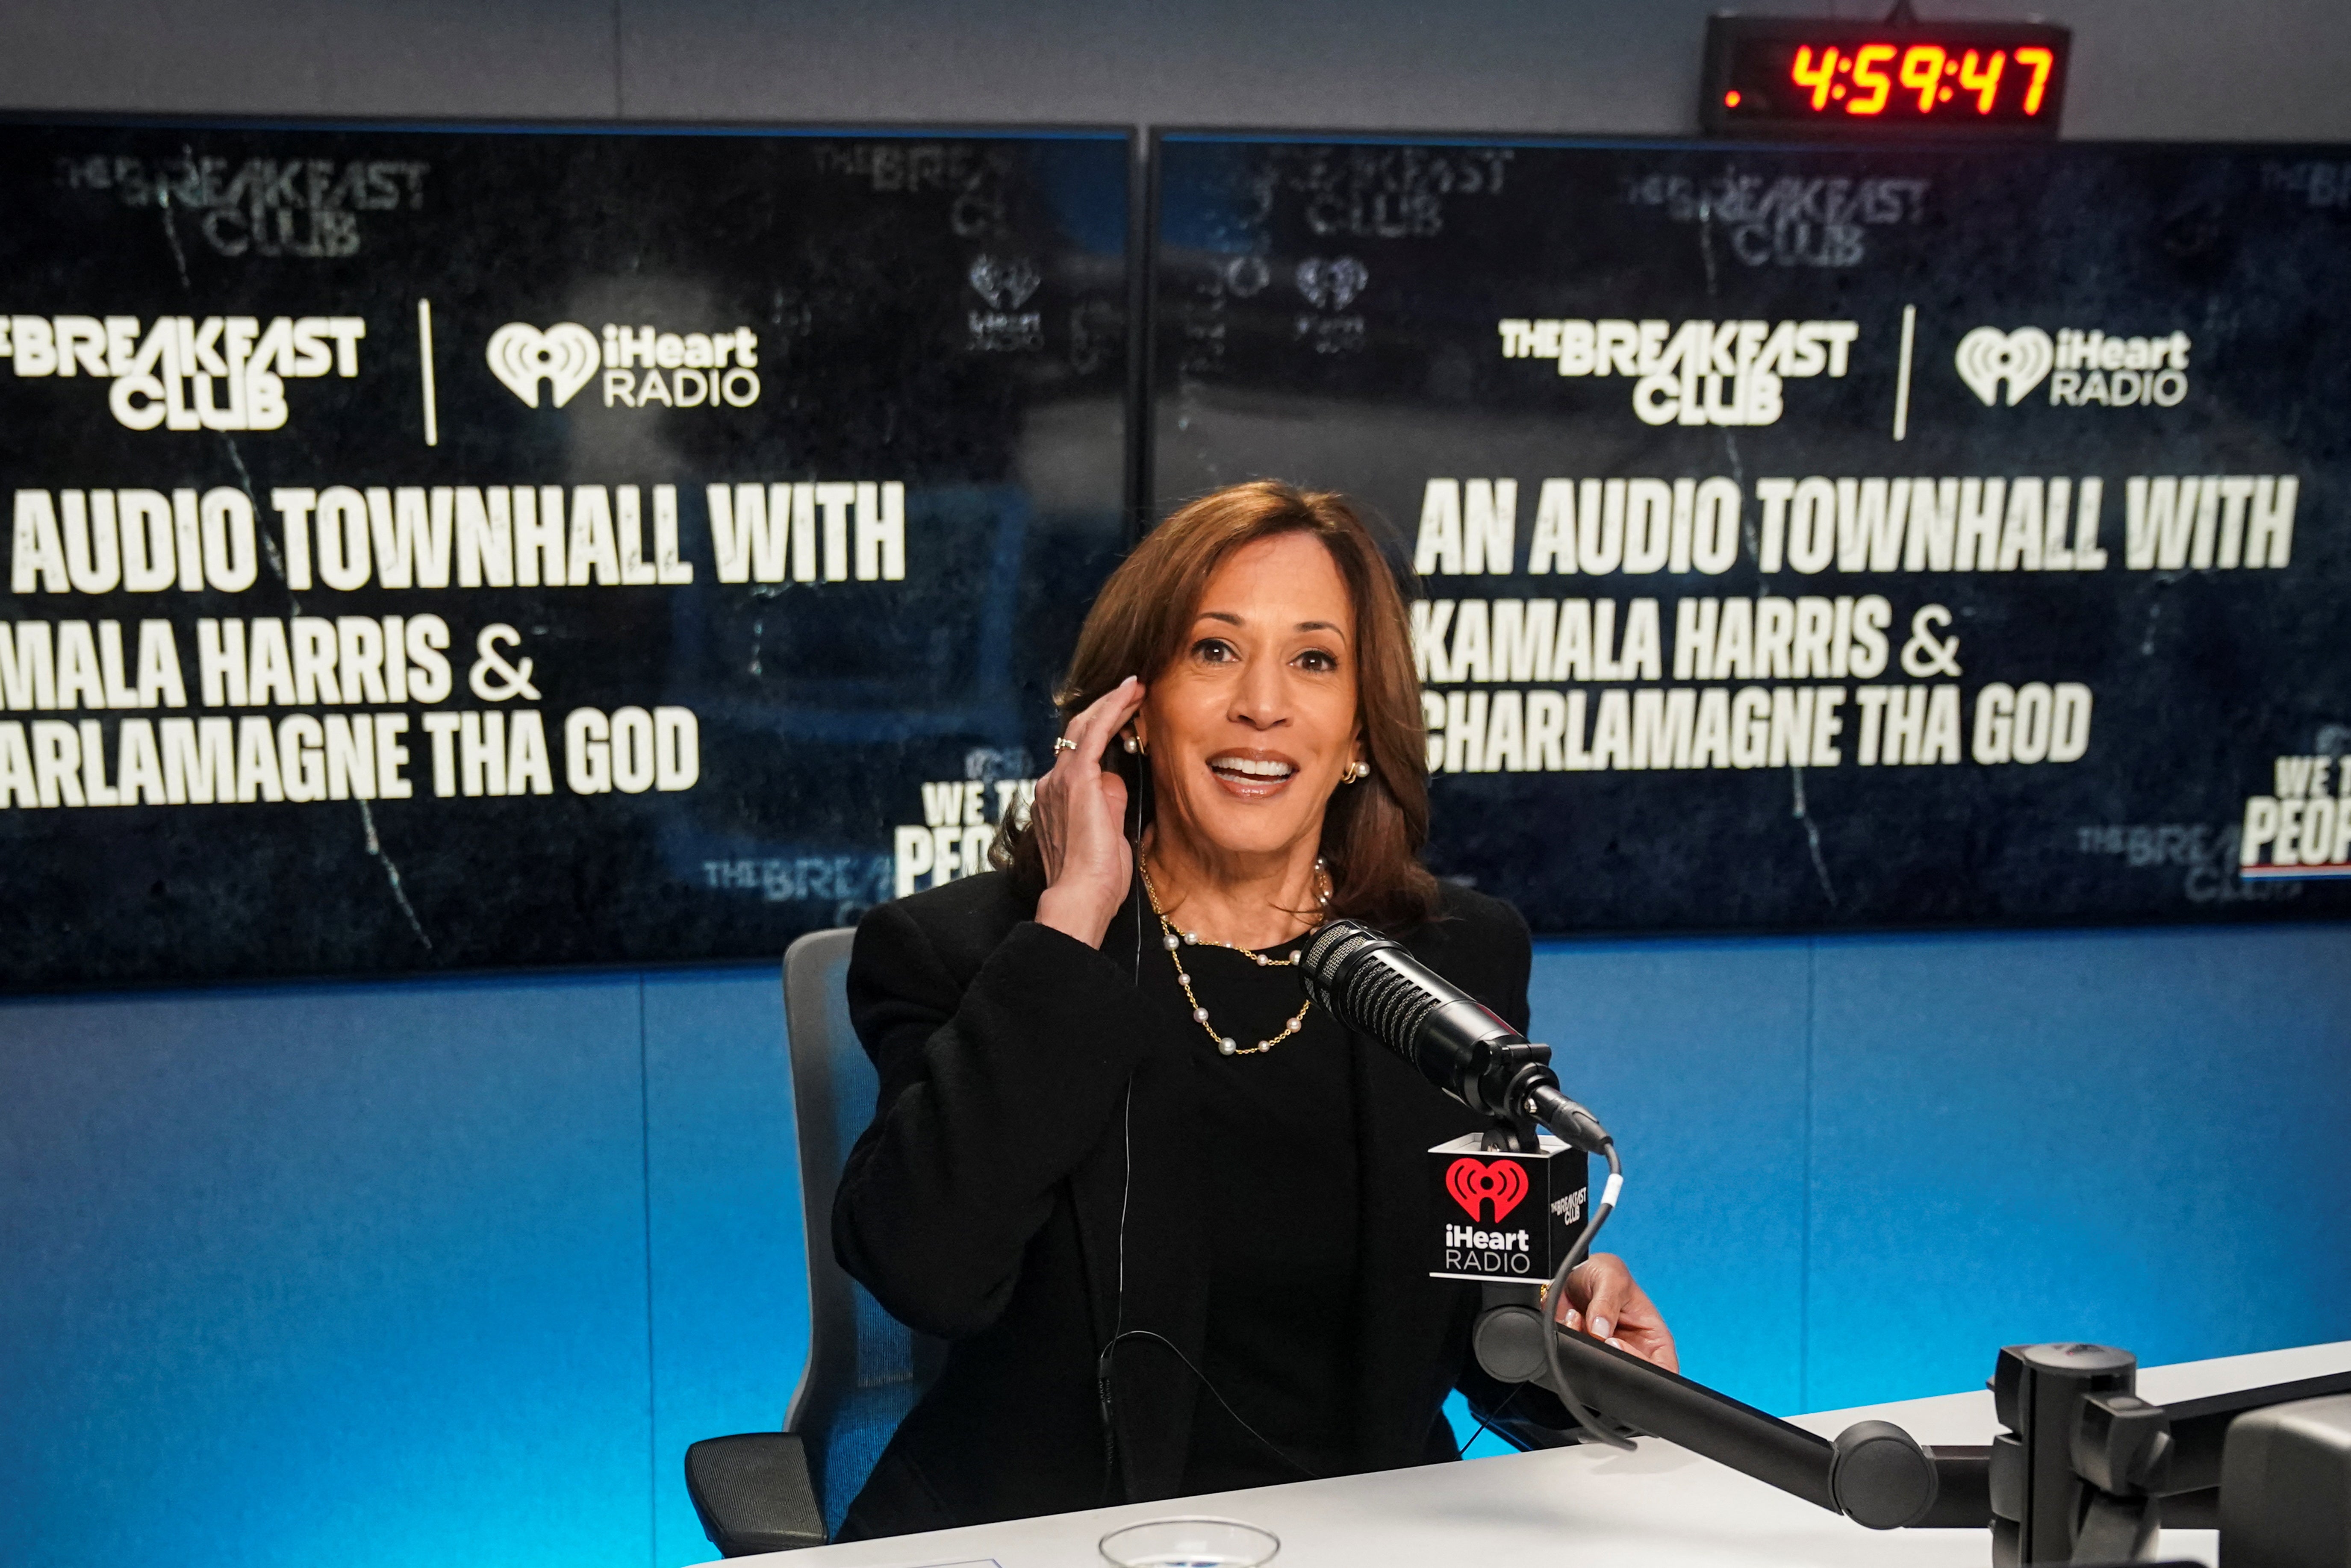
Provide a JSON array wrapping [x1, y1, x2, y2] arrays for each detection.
[[1426, 1132, 1589, 1283]]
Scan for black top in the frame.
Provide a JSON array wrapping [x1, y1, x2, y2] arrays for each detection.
[[830, 870, 1566, 1541], [1165, 941, 1359, 1493]]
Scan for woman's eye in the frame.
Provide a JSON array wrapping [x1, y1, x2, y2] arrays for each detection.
[[1296, 648, 1338, 672], [1192, 638, 1235, 663]]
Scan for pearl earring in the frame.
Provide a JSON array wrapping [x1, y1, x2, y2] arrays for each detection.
[[1123, 734, 1141, 754], [1345, 760, 1369, 783]]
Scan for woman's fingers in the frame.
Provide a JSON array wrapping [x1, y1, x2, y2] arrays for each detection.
[[1557, 1254, 1653, 1349], [1036, 680, 1146, 891], [1585, 1279, 1627, 1342], [1039, 683, 1127, 828], [1550, 1256, 1678, 1371], [1612, 1323, 1677, 1371], [1046, 680, 1140, 832], [1561, 1254, 1630, 1340], [1617, 1284, 1679, 1371], [1031, 686, 1140, 947], [1059, 676, 1144, 768]]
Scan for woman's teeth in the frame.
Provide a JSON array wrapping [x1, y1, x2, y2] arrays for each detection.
[[1210, 756, 1296, 779]]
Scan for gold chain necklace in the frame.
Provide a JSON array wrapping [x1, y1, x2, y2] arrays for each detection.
[[1139, 854, 1326, 1057]]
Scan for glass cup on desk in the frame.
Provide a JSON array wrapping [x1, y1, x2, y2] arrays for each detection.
[[1099, 1517, 1280, 1568]]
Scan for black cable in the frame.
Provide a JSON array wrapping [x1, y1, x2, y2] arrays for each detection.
[[1096, 1329, 1325, 1483], [1096, 1084, 1137, 1510], [1130, 745, 1145, 981], [1099, 743, 1150, 1509], [1539, 1138, 1636, 1450], [1462, 1399, 1506, 1458]]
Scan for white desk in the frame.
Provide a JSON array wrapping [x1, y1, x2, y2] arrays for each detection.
[[713, 1341, 2351, 1568]]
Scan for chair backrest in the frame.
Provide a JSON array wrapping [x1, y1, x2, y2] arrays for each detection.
[[780, 927, 947, 1537]]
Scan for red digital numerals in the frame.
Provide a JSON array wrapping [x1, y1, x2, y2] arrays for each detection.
[[1786, 41, 2053, 118]]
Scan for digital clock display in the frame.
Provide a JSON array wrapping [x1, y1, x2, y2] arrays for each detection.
[[1702, 17, 2070, 138]]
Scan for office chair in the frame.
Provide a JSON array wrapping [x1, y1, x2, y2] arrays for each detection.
[[685, 927, 948, 1556]]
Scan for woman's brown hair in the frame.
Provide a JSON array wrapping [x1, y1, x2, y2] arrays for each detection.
[[996, 480, 1441, 932]]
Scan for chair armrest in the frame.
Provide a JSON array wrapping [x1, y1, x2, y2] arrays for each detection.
[[686, 1432, 827, 1556]]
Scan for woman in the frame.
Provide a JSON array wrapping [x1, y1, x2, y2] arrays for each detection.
[[832, 481, 1674, 1538]]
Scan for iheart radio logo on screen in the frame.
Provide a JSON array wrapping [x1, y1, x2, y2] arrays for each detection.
[[487, 322, 598, 407], [1444, 1156, 1529, 1222], [486, 320, 763, 410], [1955, 323, 2191, 409]]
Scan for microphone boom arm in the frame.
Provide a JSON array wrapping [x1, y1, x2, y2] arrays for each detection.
[[1473, 1304, 1992, 1530]]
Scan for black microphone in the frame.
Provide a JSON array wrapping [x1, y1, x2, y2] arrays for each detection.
[[1299, 919, 1613, 1155]]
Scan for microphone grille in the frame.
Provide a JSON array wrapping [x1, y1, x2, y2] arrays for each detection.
[[1301, 920, 1442, 1064], [1299, 920, 1377, 1005]]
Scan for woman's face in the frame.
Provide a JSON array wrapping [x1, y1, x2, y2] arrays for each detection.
[[1138, 531, 1361, 864]]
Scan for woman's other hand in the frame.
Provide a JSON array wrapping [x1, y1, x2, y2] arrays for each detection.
[[1031, 677, 1148, 948], [1554, 1253, 1678, 1371]]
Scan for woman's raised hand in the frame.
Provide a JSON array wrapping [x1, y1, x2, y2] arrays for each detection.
[[1032, 677, 1148, 948]]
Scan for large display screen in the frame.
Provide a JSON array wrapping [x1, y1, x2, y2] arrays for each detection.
[[0, 121, 1131, 986], [1151, 134, 2351, 933]]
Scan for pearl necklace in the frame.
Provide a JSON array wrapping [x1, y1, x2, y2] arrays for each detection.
[[1139, 854, 1326, 1057]]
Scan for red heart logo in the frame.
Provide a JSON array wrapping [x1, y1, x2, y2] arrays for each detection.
[[1444, 1156, 1529, 1222]]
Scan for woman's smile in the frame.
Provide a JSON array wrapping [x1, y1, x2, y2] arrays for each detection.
[[1206, 748, 1300, 797]]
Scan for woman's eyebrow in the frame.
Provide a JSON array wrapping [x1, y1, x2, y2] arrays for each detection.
[[1194, 610, 1348, 638]]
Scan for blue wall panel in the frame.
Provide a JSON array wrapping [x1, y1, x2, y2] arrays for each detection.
[[1803, 923, 2351, 1413], [1526, 936, 1812, 1415], [7, 922, 2351, 1565], [644, 965, 808, 1568], [0, 973, 654, 1568]]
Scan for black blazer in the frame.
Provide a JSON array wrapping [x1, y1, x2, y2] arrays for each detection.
[[830, 870, 1564, 1539]]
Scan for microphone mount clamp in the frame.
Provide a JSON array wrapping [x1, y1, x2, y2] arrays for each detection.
[[1469, 1040, 1555, 1152]]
